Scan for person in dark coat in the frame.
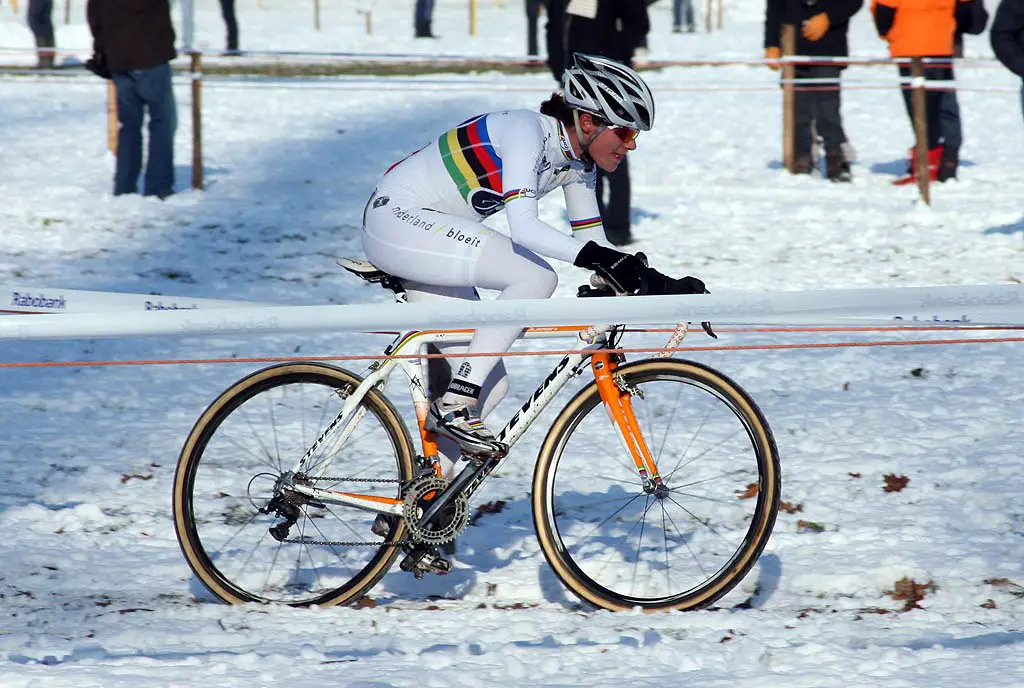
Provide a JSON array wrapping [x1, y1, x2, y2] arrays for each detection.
[[545, 0, 568, 81], [991, 0, 1024, 124], [220, 0, 240, 54], [86, 0, 177, 198], [415, 0, 437, 38], [564, 0, 650, 246], [27, 0, 56, 69], [764, 0, 863, 181]]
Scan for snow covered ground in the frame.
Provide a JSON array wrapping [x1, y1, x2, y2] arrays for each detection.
[[1, 1, 1022, 686]]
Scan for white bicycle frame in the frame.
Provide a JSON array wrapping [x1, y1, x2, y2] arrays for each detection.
[[282, 322, 682, 518]]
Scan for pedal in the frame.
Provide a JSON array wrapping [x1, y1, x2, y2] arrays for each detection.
[[399, 547, 451, 579]]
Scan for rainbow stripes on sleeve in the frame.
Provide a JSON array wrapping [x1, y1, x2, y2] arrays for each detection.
[[438, 115, 504, 201], [570, 217, 602, 232]]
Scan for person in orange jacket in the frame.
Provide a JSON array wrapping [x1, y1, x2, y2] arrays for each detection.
[[872, 0, 979, 183]]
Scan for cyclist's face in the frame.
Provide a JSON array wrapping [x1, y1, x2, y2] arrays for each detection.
[[589, 124, 638, 173]]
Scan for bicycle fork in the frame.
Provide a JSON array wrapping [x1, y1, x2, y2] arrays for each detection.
[[591, 353, 666, 497]]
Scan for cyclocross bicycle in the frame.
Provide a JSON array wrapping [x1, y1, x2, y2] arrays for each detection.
[[172, 260, 780, 612]]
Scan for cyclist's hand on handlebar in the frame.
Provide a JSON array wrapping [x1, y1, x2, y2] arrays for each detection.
[[573, 241, 649, 295], [640, 268, 709, 296]]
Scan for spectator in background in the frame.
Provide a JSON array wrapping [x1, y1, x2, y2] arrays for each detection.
[[220, 0, 240, 55], [545, 0, 568, 80], [564, 0, 650, 246], [674, 0, 696, 32], [526, 0, 543, 56], [764, 0, 863, 181], [27, 0, 55, 69], [935, 0, 988, 180], [86, 0, 177, 199], [991, 0, 1024, 124], [415, 0, 437, 38], [872, 0, 977, 184]]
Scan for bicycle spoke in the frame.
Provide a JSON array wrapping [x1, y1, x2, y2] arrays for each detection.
[[176, 366, 413, 606], [537, 360, 778, 610]]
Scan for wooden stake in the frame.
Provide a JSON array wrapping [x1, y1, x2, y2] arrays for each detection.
[[64, 0, 71, 24], [705, 0, 712, 32], [314, 0, 321, 31], [190, 52, 204, 190], [716, 0, 723, 30], [910, 58, 930, 205], [470, 0, 477, 36], [106, 80, 118, 155], [10, 0, 18, 14], [781, 24, 796, 172]]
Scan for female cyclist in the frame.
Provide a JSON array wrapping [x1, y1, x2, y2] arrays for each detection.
[[361, 53, 705, 463]]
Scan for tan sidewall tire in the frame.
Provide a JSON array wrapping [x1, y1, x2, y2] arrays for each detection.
[[172, 362, 415, 606], [532, 358, 780, 611]]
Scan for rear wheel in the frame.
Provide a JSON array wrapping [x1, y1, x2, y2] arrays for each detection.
[[173, 362, 416, 606], [533, 358, 780, 611]]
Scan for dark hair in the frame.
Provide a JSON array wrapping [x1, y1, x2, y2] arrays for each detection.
[[540, 91, 609, 129], [539, 92, 575, 125]]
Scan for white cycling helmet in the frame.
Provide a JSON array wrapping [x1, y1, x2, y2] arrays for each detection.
[[563, 53, 655, 131]]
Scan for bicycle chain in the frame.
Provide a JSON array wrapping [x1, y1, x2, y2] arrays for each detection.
[[279, 474, 414, 547]]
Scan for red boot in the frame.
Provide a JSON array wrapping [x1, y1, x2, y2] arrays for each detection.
[[893, 145, 943, 186]]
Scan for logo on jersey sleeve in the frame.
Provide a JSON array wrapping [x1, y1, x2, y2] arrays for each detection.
[[438, 114, 505, 216]]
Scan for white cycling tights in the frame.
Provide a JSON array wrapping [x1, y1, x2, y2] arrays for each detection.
[[362, 203, 559, 410]]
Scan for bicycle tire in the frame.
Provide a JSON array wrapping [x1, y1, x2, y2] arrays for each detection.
[[532, 358, 780, 612], [173, 362, 416, 606]]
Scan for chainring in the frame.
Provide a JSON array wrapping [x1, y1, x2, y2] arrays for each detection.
[[402, 476, 469, 545]]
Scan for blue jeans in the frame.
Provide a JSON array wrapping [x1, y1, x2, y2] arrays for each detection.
[[27, 0, 54, 44], [674, 0, 695, 30], [112, 62, 177, 197], [415, 0, 434, 24]]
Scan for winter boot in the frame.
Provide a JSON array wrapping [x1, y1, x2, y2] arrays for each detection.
[[892, 146, 943, 186], [936, 149, 958, 182], [415, 20, 437, 38], [790, 155, 812, 175], [825, 150, 852, 182], [35, 37, 55, 70]]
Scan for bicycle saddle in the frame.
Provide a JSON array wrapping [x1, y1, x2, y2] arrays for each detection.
[[339, 258, 406, 298]]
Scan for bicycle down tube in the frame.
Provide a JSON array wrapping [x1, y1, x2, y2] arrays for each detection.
[[283, 323, 665, 516]]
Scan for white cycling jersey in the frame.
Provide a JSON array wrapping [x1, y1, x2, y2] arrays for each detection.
[[366, 108, 606, 264]]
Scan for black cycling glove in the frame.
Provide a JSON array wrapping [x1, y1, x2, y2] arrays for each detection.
[[573, 241, 650, 295], [641, 268, 708, 296]]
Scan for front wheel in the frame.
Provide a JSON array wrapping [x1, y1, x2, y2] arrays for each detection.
[[532, 358, 780, 611], [172, 362, 416, 606]]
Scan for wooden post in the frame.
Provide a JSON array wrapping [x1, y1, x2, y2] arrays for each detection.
[[716, 0, 723, 30], [470, 0, 477, 36], [106, 80, 118, 155], [781, 24, 796, 172], [190, 52, 204, 190], [10, 0, 18, 14], [64, 0, 71, 24], [910, 57, 930, 205], [314, 0, 321, 31], [705, 0, 713, 32]]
